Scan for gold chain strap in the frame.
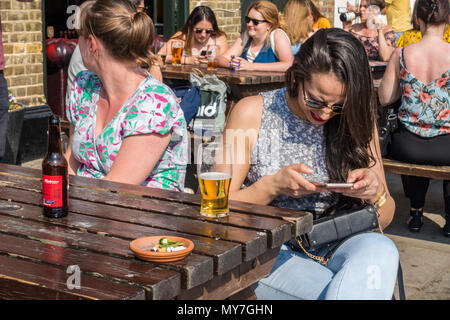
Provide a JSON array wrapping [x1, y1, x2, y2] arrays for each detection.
[[296, 238, 329, 265]]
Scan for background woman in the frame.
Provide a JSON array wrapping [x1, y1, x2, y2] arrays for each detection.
[[65, 0, 188, 191], [223, 28, 398, 299], [396, 0, 449, 47], [379, 0, 449, 236], [307, 0, 331, 30], [283, 0, 315, 55], [158, 6, 228, 65], [218, 1, 293, 72], [344, 0, 396, 61]]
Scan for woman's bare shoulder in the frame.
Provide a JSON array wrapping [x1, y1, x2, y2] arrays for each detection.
[[227, 95, 264, 130]]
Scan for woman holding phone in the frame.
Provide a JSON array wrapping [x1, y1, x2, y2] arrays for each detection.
[[223, 28, 398, 299], [158, 6, 228, 65]]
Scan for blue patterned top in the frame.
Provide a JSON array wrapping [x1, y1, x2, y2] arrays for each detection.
[[398, 48, 450, 137], [241, 88, 335, 217]]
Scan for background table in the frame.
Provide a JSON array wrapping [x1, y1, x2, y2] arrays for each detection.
[[162, 64, 286, 101], [162, 61, 386, 99], [0, 163, 311, 300]]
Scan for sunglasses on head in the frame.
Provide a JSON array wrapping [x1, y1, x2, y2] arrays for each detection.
[[302, 82, 344, 113], [244, 16, 268, 26], [193, 28, 214, 35]]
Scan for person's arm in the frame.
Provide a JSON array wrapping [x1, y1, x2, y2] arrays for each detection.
[[103, 132, 172, 185], [230, 30, 294, 72], [335, 122, 396, 229], [378, 47, 402, 106], [225, 95, 319, 204], [64, 124, 80, 176], [377, 27, 395, 62], [215, 34, 230, 57], [218, 36, 244, 68]]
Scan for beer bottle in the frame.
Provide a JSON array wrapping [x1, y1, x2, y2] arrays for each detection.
[[42, 115, 69, 218]]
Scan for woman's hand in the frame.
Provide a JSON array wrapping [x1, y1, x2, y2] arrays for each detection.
[[229, 56, 253, 71], [270, 164, 320, 198], [329, 168, 383, 202], [346, 1, 358, 12]]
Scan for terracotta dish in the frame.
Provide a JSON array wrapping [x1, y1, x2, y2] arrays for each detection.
[[129, 236, 194, 262]]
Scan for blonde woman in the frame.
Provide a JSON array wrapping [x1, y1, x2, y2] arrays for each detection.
[[283, 0, 315, 54], [218, 1, 293, 72]]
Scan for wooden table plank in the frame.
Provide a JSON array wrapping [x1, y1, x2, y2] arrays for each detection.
[[0, 204, 213, 290], [161, 65, 285, 86], [0, 255, 145, 300], [0, 233, 181, 300], [0, 172, 290, 256], [0, 185, 244, 276], [0, 164, 304, 300], [0, 164, 312, 236], [0, 164, 312, 238]]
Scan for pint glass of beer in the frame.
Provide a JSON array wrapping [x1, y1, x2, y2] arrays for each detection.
[[197, 143, 233, 218], [206, 44, 218, 71], [171, 40, 183, 66]]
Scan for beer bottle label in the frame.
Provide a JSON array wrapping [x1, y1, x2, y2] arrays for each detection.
[[43, 175, 63, 207]]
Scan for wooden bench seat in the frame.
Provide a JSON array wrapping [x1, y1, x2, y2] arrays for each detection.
[[383, 158, 450, 180]]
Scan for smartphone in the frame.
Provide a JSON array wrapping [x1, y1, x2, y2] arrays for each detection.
[[200, 50, 207, 56], [311, 182, 354, 189]]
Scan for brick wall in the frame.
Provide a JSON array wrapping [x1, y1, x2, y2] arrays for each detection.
[[189, 0, 242, 43], [1, 0, 46, 107]]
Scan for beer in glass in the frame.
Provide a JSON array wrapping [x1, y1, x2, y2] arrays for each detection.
[[197, 143, 233, 217], [171, 40, 183, 66], [206, 44, 218, 71]]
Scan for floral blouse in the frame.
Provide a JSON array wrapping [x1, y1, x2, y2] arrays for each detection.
[[66, 70, 189, 191], [350, 29, 396, 61], [398, 49, 450, 137]]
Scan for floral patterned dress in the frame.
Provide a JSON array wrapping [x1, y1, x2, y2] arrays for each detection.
[[66, 70, 189, 191], [350, 29, 396, 61], [398, 48, 450, 137]]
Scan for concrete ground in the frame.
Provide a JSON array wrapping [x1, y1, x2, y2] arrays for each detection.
[[383, 172, 450, 300], [21, 159, 450, 300]]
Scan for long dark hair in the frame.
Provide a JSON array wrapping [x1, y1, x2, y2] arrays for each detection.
[[416, 0, 449, 24], [172, 6, 226, 55], [286, 28, 376, 212]]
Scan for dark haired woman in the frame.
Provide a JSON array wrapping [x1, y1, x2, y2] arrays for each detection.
[[158, 6, 228, 65], [223, 28, 398, 299], [65, 0, 188, 191], [379, 0, 450, 236]]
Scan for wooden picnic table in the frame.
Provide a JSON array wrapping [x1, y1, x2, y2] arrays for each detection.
[[162, 61, 386, 99], [0, 163, 312, 300]]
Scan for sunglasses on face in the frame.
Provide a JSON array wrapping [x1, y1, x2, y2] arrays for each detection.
[[244, 16, 268, 26], [193, 28, 214, 35], [302, 82, 344, 113]]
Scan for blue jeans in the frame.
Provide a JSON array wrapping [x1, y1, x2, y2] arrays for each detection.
[[253, 232, 399, 300]]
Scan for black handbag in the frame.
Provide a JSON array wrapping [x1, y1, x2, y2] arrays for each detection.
[[378, 99, 401, 157], [289, 203, 379, 265]]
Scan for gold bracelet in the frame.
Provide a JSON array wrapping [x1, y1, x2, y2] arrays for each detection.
[[371, 185, 387, 209]]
